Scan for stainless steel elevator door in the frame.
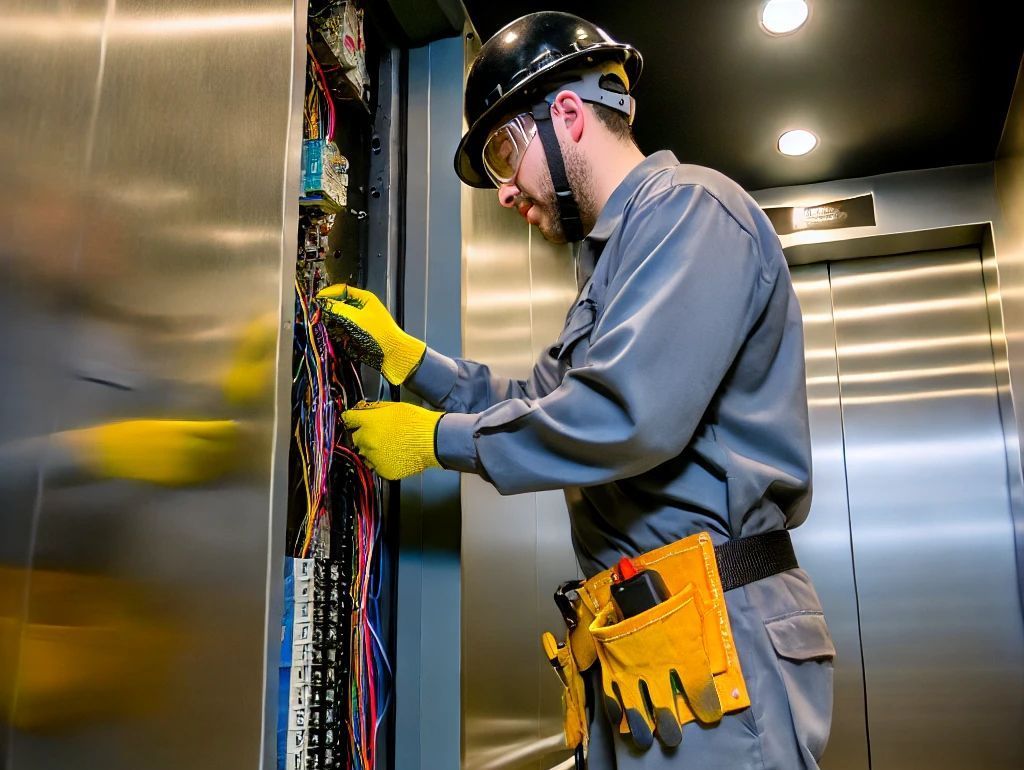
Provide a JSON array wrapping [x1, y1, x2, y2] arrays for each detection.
[[794, 248, 1024, 770], [791, 265, 870, 770]]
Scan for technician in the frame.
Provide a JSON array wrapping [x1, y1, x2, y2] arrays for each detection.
[[318, 11, 834, 769]]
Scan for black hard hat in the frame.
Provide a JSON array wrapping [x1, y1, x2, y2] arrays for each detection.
[[455, 11, 643, 188]]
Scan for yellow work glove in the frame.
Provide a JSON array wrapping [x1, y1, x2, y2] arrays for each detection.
[[341, 401, 442, 480], [589, 583, 723, 751], [316, 284, 426, 385], [60, 419, 240, 486]]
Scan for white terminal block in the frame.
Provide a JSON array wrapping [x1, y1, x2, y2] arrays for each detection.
[[293, 559, 313, 601], [290, 682, 312, 709], [293, 622, 312, 646], [284, 558, 316, 770], [287, 728, 307, 752], [286, 729, 307, 770], [292, 642, 314, 666]]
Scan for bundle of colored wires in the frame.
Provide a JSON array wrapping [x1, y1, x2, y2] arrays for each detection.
[[293, 276, 336, 558], [306, 44, 336, 141], [304, 59, 321, 140], [333, 445, 390, 770], [292, 273, 392, 769]]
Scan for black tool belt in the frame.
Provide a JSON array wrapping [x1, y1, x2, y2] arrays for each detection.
[[714, 529, 799, 592]]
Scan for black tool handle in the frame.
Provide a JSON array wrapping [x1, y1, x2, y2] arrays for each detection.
[[610, 568, 670, 619]]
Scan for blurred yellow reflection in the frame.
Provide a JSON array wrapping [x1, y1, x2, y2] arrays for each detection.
[[0, 566, 178, 732]]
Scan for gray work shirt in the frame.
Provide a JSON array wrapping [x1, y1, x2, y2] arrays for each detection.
[[409, 151, 812, 578]]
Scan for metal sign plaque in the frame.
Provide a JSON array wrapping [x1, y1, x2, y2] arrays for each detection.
[[763, 194, 876, 236]]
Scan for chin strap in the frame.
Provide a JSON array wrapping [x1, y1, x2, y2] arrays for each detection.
[[531, 100, 584, 243]]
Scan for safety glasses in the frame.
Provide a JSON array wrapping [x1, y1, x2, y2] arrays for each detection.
[[482, 112, 538, 186]]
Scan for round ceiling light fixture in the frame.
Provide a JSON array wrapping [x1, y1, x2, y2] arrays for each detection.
[[761, 0, 810, 35], [778, 129, 818, 156]]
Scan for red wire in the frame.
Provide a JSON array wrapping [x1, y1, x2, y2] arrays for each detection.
[[309, 49, 336, 141]]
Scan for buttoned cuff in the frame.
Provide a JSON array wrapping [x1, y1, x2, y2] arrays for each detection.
[[435, 412, 479, 473], [406, 346, 459, 407]]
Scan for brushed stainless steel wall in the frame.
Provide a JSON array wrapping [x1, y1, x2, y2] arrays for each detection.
[[790, 265, 870, 770], [830, 248, 1024, 770], [794, 249, 1024, 770], [0, 2, 302, 768], [995, 62, 1024, 607], [753, 166, 1024, 765], [460, 197, 580, 770], [459, 32, 581, 770]]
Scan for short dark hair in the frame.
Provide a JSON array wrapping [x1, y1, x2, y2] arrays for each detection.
[[591, 102, 633, 142]]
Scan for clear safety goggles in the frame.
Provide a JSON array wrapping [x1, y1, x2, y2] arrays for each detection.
[[482, 112, 538, 186]]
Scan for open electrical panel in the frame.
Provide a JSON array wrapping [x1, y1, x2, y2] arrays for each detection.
[[278, 3, 396, 769]]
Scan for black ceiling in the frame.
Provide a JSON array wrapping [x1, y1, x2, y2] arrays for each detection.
[[461, 0, 1024, 191]]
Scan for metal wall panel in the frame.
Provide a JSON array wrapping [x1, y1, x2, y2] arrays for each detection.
[[0, 1, 112, 763], [994, 62, 1024, 610], [831, 248, 1024, 770], [790, 265, 870, 770], [459, 193, 579, 770], [398, 35, 465, 770], [459, 31, 580, 770], [0, 2, 302, 768]]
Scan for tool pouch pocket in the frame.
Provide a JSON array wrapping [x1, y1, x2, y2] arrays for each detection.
[[589, 583, 723, 749], [579, 533, 754, 750], [541, 631, 589, 750]]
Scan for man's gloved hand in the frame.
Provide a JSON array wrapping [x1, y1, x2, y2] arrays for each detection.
[[60, 419, 240, 486], [341, 401, 443, 480], [316, 285, 426, 385]]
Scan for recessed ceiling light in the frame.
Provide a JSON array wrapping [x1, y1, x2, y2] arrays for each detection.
[[778, 129, 818, 156], [761, 0, 810, 35]]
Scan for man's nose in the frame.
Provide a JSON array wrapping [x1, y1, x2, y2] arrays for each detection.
[[498, 182, 519, 209]]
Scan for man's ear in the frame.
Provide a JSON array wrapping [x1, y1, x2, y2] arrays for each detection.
[[550, 90, 586, 143]]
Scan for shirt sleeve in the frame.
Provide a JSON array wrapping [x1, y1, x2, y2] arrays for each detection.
[[405, 345, 562, 413], [436, 186, 775, 495]]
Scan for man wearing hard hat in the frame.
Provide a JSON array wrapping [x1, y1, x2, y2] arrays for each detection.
[[319, 12, 833, 770]]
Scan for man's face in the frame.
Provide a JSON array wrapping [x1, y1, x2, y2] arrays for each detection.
[[495, 120, 568, 244]]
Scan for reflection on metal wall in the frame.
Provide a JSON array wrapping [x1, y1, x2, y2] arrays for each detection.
[[0, 2, 301, 768], [790, 266, 869, 770], [753, 159, 1024, 607], [830, 249, 1024, 769], [995, 63, 1024, 605], [794, 250, 1024, 770], [459, 29, 580, 770]]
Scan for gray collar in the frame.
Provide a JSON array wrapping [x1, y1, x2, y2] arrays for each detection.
[[586, 150, 680, 243], [575, 150, 679, 286]]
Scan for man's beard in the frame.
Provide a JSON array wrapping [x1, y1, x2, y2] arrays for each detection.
[[530, 142, 597, 244]]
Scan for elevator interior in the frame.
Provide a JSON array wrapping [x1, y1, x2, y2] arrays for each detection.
[[456, 4, 1024, 770], [2, 2, 1024, 770]]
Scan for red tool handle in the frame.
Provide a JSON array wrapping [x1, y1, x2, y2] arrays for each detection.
[[616, 556, 638, 581]]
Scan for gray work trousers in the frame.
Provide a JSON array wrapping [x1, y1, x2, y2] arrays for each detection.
[[584, 569, 834, 769]]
